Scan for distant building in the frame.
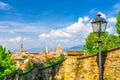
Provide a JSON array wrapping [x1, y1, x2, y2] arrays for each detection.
[[46, 46, 49, 53], [56, 44, 63, 54], [11, 44, 63, 70], [20, 43, 23, 53]]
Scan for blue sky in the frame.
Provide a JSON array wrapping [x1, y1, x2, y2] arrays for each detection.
[[0, 0, 119, 51]]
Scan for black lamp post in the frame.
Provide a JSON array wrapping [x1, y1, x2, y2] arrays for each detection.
[[91, 14, 107, 80]]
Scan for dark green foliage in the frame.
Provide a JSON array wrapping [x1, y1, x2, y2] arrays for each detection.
[[25, 63, 34, 72], [17, 63, 34, 75], [0, 45, 16, 79], [17, 54, 65, 75], [44, 54, 65, 67], [84, 32, 118, 54], [116, 11, 120, 36], [104, 77, 109, 80], [17, 69, 23, 75], [22, 55, 28, 59], [116, 37, 120, 45]]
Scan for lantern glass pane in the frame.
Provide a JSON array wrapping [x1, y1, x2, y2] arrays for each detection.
[[92, 22, 100, 32], [101, 22, 107, 32]]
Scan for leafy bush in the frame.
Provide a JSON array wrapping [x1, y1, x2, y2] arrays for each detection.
[[44, 54, 65, 67], [104, 77, 109, 80], [22, 55, 28, 59], [0, 45, 16, 79], [17, 63, 34, 75], [25, 63, 34, 72]]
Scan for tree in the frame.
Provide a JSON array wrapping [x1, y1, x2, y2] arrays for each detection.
[[84, 11, 120, 55], [84, 32, 117, 54], [0, 45, 16, 79], [116, 11, 120, 36]]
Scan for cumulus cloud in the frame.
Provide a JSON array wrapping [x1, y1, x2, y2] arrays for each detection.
[[83, 16, 90, 22], [0, 10, 117, 50], [107, 17, 116, 23], [98, 11, 106, 18], [0, 21, 50, 33], [0, 37, 30, 43], [8, 37, 21, 42], [0, 37, 35, 51], [38, 16, 92, 48], [0, 1, 11, 10], [106, 26, 115, 34], [40, 30, 72, 38], [39, 16, 91, 39], [106, 17, 117, 34], [38, 11, 117, 48]]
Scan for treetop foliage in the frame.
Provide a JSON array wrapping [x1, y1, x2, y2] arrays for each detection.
[[0, 45, 16, 79]]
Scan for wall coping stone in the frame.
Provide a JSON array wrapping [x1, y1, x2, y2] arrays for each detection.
[[38, 58, 67, 70], [67, 50, 84, 56], [77, 46, 120, 60]]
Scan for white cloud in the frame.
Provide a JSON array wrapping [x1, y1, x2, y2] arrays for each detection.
[[15, 37, 22, 42], [98, 11, 106, 18], [106, 17, 116, 34], [83, 16, 90, 22], [38, 11, 118, 49], [23, 37, 27, 41], [8, 37, 21, 42], [38, 16, 92, 48], [0, 1, 11, 10], [39, 29, 72, 38], [0, 37, 30, 43], [39, 17, 91, 39], [107, 17, 116, 23], [0, 9, 117, 50], [0, 37, 36, 51], [0, 21, 50, 33], [106, 26, 114, 34]]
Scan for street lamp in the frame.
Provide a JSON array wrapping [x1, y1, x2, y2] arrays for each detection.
[[91, 14, 107, 80]]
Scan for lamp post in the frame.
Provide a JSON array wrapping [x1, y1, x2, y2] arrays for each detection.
[[91, 14, 107, 80]]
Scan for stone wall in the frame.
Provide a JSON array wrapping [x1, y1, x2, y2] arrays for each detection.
[[14, 63, 61, 80], [55, 47, 120, 80]]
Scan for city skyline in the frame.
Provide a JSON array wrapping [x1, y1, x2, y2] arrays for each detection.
[[0, 0, 119, 51]]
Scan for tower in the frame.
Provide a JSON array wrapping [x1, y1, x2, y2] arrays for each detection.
[[46, 46, 49, 53], [20, 43, 23, 53]]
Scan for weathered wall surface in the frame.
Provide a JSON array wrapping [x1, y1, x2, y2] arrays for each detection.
[[14, 63, 61, 80], [55, 47, 120, 80]]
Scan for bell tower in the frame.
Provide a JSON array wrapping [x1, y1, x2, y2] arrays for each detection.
[[20, 43, 23, 53]]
